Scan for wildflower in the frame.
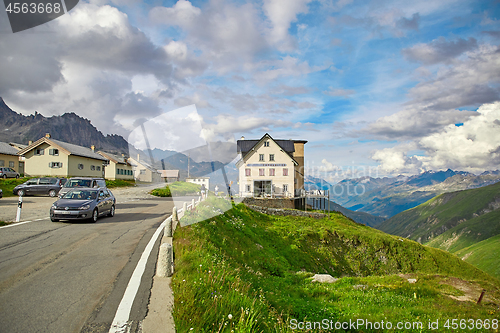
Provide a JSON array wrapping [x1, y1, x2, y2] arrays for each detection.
[[228, 314, 233, 320]]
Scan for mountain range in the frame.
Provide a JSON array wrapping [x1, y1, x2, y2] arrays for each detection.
[[307, 170, 500, 218], [0, 97, 129, 154]]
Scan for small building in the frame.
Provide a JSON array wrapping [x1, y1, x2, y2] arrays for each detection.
[[186, 177, 209, 190], [17, 134, 108, 177], [97, 151, 134, 180], [0, 142, 24, 175], [127, 154, 161, 183], [159, 170, 180, 183], [236, 133, 307, 198]]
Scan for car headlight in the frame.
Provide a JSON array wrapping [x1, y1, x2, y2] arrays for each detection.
[[51, 204, 57, 209], [78, 204, 90, 210]]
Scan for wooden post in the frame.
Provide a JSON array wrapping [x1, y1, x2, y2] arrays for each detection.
[[477, 289, 486, 304]]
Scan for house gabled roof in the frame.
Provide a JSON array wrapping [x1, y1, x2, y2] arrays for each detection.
[[17, 137, 108, 162], [236, 133, 300, 166], [0, 141, 19, 156], [128, 156, 158, 173], [9, 142, 27, 150], [97, 151, 129, 165]]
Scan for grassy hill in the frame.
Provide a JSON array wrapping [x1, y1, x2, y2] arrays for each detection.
[[455, 234, 500, 280], [377, 181, 500, 244], [171, 199, 499, 332]]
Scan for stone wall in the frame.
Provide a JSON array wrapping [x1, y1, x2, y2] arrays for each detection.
[[246, 204, 326, 219], [242, 197, 295, 209]]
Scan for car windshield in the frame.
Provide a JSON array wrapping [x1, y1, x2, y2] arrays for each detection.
[[63, 190, 97, 200], [64, 179, 92, 188]]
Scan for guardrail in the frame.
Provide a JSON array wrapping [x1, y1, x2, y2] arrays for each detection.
[[156, 195, 203, 277]]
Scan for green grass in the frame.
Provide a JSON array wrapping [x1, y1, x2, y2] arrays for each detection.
[[455, 234, 500, 280], [0, 177, 33, 197], [426, 209, 500, 253], [172, 201, 500, 332], [378, 181, 500, 243], [105, 179, 136, 188], [150, 181, 201, 197], [0, 221, 13, 226]]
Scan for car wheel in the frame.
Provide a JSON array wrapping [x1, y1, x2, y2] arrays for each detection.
[[2, 175, 6, 179], [51, 217, 59, 222], [108, 205, 115, 217], [15, 175, 19, 179], [17, 189, 25, 197], [91, 209, 98, 223], [48, 190, 57, 197]]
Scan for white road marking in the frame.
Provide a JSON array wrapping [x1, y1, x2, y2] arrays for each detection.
[[0, 217, 50, 229], [108, 217, 167, 333]]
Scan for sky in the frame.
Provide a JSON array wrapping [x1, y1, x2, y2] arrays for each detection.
[[1, 0, 499, 183]]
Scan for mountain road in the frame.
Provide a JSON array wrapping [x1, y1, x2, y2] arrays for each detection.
[[0, 185, 185, 333]]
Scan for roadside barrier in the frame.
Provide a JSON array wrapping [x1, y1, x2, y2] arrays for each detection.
[[16, 195, 23, 222], [156, 196, 204, 278]]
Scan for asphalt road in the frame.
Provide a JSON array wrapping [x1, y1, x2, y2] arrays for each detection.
[[0, 187, 188, 333]]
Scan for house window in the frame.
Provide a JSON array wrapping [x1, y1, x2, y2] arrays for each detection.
[[0, 160, 4, 166], [140, 169, 146, 175], [49, 149, 59, 156], [91, 165, 96, 171], [96, 166, 101, 171], [49, 162, 62, 168], [9, 161, 15, 168], [259, 168, 265, 176], [269, 168, 275, 176], [246, 185, 251, 192], [283, 168, 288, 176], [245, 168, 251, 176], [35, 148, 44, 155], [259, 154, 264, 161], [269, 154, 275, 161], [78, 164, 84, 170], [283, 184, 288, 192], [264, 141, 269, 147]]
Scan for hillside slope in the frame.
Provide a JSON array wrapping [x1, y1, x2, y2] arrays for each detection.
[[455, 234, 500, 280], [171, 199, 499, 332], [377, 181, 500, 244]]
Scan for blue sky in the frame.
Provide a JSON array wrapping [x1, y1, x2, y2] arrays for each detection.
[[1, 0, 499, 182]]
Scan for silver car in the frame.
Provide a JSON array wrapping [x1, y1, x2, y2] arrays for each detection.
[[0, 167, 19, 179], [50, 187, 116, 223]]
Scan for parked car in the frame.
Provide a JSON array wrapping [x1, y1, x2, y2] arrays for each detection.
[[58, 177, 107, 198], [0, 167, 19, 179], [13, 178, 67, 197], [50, 187, 115, 223]]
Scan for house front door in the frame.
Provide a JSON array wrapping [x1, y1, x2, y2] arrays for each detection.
[[253, 180, 272, 197]]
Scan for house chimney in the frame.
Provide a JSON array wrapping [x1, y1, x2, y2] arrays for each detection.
[[91, 145, 95, 152], [240, 136, 245, 140], [28, 140, 33, 145], [137, 153, 140, 162], [45, 133, 51, 138]]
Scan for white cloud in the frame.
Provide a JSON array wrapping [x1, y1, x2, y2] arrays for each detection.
[[402, 37, 478, 65], [371, 102, 500, 173], [407, 44, 500, 110], [263, 0, 312, 50]]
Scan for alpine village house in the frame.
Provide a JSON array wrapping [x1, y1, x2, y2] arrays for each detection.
[[236, 133, 306, 198]]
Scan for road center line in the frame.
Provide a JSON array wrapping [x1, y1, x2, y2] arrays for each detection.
[[108, 217, 167, 333]]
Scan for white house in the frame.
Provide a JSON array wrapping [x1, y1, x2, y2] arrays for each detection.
[[236, 133, 306, 198], [186, 177, 209, 190]]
